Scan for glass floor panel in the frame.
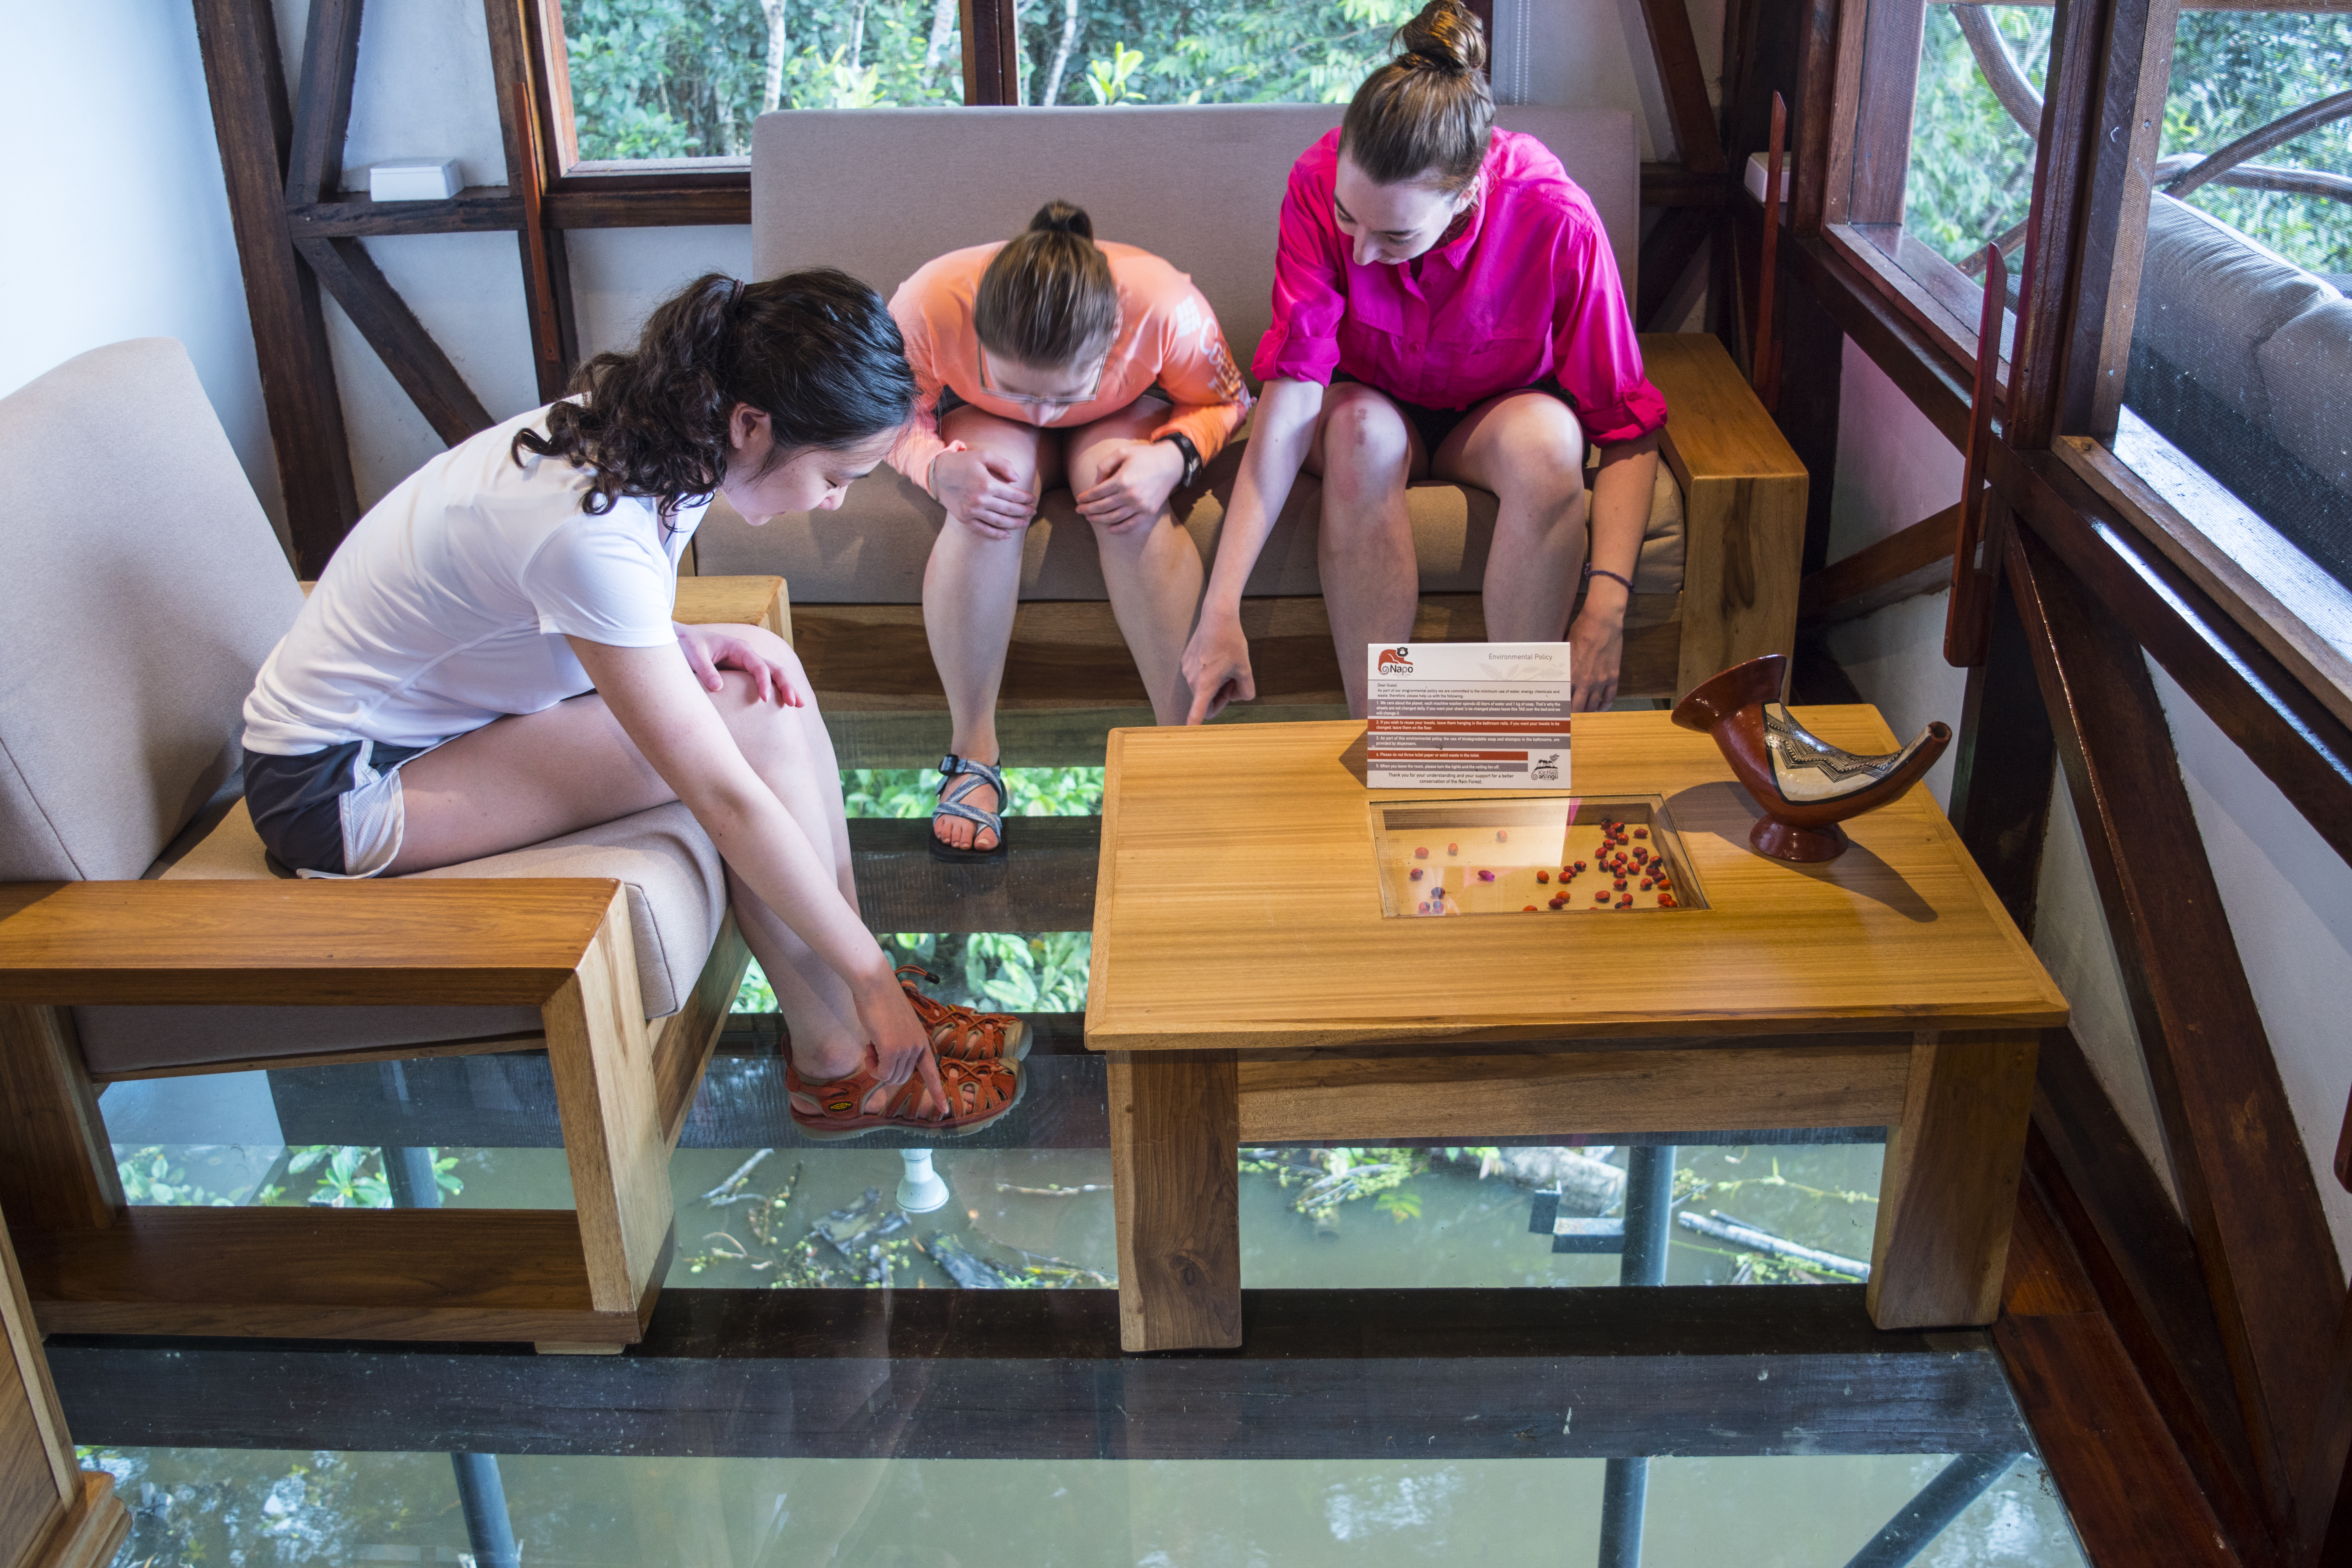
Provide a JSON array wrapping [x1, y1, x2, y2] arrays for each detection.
[[83, 1448, 2087, 1566]]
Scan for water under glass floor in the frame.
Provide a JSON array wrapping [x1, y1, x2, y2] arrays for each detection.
[[57, 728, 2093, 1566]]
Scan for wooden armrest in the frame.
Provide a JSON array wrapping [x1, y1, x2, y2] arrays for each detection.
[[0, 879, 622, 1007], [305, 575, 792, 643], [1637, 333, 1809, 699], [674, 574, 791, 643]]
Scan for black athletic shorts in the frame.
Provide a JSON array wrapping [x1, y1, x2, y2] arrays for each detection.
[[244, 737, 435, 878]]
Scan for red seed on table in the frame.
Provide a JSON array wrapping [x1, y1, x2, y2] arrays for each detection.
[[1496, 830, 1509, 842], [1477, 869, 1496, 882], [1594, 890, 1609, 902], [1410, 867, 1424, 882], [1414, 847, 1428, 860], [1634, 828, 1648, 839], [1524, 905, 1539, 912], [1536, 870, 1550, 883], [1575, 860, 1587, 871], [1613, 878, 1627, 891], [1659, 894, 1677, 907], [1640, 879, 1653, 891], [1447, 843, 1459, 856]]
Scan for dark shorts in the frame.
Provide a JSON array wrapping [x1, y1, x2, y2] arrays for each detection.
[[1330, 373, 1579, 458], [244, 738, 435, 878]]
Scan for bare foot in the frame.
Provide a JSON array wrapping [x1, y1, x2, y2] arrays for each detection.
[[933, 756, 1003, 853]]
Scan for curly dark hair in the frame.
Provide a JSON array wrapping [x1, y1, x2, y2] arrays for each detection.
[[1341, 0, 1495, 191], [513, 267, 914, 516]]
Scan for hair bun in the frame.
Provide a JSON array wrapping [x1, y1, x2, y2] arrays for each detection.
[[1396, 0, 1485, 75], [1028, 200, 1096, 241]]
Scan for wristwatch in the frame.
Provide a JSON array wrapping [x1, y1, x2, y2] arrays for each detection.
[[1154, 432, 1203, 489]]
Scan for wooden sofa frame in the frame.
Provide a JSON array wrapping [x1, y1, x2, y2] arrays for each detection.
[[0, 577, 784, 1351]]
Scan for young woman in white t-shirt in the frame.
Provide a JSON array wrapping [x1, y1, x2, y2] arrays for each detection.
[[241, 270, 1021, 1138]]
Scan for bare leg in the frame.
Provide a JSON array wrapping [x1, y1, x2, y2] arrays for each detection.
[[1307, 382, 1428, 717], [388, 648, 897, 1097], [1436, 391, 1591, 642], [1067, 399, 1205, 725], [921, 407, 1065, 850]]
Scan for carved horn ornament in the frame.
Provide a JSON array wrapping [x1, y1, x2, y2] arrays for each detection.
[[1670, 655, 1952, 863]]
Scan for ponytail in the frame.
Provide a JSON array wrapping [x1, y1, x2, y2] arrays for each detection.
[[514, 267, 914, 516], [973, 200, 1121, 370], [1341, 0, 1494, 191]]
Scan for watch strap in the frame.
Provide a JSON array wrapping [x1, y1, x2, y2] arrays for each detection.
[[1155, 432, 1203, 488]]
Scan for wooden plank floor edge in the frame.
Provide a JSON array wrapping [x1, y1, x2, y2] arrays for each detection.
[[1995, 1171, 2243, 1567]]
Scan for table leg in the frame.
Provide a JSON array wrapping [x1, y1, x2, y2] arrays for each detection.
[[1108, 1051, 1240, 1352], [1868, 1029, 2040, 1329]]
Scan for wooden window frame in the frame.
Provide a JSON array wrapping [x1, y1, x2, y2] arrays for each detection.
[[1805, 0, 2352, 727]]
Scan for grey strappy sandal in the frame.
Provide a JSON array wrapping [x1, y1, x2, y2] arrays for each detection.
[[929, 753, 1009, 862]]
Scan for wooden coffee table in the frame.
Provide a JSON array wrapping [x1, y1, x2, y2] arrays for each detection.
[[1085, 710, 2068, 1352]]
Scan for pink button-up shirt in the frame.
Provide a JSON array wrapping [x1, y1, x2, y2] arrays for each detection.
[[1254, 129, 1668, 447]]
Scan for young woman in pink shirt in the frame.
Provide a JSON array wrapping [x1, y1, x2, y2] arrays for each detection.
[[891, 203, 1251, 857], [1180, 0, 1666, 721]]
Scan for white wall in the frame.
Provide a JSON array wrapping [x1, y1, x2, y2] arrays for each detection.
[[4, 0, 283, 531], [1824, 334, 2352, 1270]]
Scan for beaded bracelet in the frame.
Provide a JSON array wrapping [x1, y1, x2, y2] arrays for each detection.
[[1583, 563, 1635, 593]]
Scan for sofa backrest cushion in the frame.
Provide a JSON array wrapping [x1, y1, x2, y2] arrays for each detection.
[[2255, 294, 2352, 492], [750, 104, 1639, 375], [0, 339, 304, 881], [2135, 193, 2336, 425]]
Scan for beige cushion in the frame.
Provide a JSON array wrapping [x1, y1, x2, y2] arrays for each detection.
[[0, 339, 305, 881], [74, 799, 727, 1076], [720, 103, 1659, 604], [697, 446, 1686, 600]]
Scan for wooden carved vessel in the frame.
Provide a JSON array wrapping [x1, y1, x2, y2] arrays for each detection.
[[1670, 654, 1951, 862]]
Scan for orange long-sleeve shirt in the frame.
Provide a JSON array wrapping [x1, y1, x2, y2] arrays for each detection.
[[886, 240, 1252, 488]]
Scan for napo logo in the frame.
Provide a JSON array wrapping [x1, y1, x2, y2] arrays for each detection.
[[1377, 646, 1414, 674], [1531, 753, 1560, 781]]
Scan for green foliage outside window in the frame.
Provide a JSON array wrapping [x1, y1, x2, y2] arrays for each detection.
[[562, 0, 1414, 162], [1902, 5, 2053, 266], [1906, 7, 2351, 275], [2158, 12, 2352, 276]]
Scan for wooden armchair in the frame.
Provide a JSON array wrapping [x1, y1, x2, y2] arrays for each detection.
[[0, 339, 781, 1350]]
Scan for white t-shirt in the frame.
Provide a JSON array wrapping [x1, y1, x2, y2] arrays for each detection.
[[243, 404, 708, 755]]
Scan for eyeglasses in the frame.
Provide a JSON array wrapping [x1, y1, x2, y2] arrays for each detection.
[[978, 348, 1108, 409]]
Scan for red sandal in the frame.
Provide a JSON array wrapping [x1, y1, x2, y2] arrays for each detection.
[[895, 965, 1033, 1063], [786, 1046, 1023, 1142]]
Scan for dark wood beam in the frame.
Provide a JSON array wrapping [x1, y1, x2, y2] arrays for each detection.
[[287, 189, 527, 238], [486, 0, 577, 399], [1637, 207, 1717, 328], [1798, 503, 1961, 625], [2295, 1288, 2352, 1565], [2031, 1029, 2276, 1561], [1945, 512, 2056, 927], [2059, 0, 2184, 437], [1642, 162, 1731, 207], [294, 237, 495, 445], [48, 1286, 2029, 1460], [285, 0, 365, 206], [1994, 1169, 2243, 1566], [959, 0, 1020, 105], [1789, 232, 1972, 445], [2004, 0, 2105, 448], [1993, 444, 2352, 871], [1636, 0, 1728, 173], [2004, 518, 2342, 1534], [1841, 0, 1928, 224], [543, 182, 752, 229], [191, 0, 359, 577]]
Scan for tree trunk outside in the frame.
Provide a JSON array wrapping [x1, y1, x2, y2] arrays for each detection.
[[923, 0, 956, 74], [1042, 0, 1080, 105], [760, 0, 789, 113]]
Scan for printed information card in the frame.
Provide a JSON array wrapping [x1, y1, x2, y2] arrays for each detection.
[[1365, 642, 1573, 790]]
